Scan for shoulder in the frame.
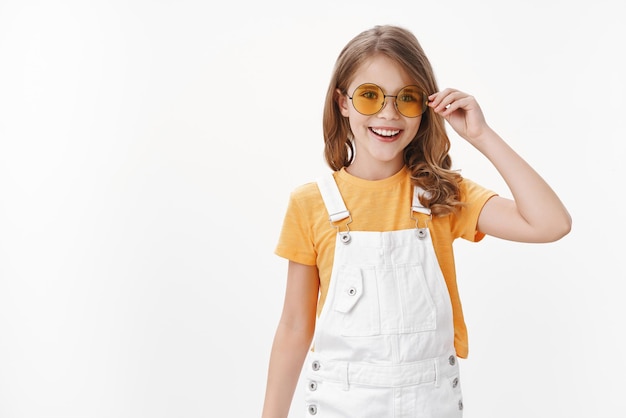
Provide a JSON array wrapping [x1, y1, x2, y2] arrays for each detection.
[[283, 179, 328, 221], [289, 170, 344, 205], [289, 181, 323, 205], [458, 176, 497, 204]]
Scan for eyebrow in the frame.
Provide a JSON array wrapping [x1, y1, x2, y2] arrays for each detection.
[[354, 83, 422, 94]]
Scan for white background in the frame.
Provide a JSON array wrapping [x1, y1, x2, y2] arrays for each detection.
[[0, 0, 624, 417]]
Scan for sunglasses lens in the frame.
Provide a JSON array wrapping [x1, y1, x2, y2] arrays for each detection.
[[350, 84, 427, 117], [351, 84, 385, 115], [396, 86, 426, 117]]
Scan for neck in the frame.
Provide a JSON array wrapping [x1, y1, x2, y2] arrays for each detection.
[[345, 161, 405, 181]]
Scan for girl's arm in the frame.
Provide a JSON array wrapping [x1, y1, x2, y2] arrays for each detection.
[[429, 89, 572, 243], [261, 261, 319, 418]]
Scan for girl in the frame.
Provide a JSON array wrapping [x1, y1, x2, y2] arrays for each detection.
[[261, 25, 571, 418]]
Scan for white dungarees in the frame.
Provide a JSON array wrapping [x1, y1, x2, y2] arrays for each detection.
[[304, 175, 464, 418]]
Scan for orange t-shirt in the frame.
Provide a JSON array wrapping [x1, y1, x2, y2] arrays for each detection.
[[275, 167, 496, 358]]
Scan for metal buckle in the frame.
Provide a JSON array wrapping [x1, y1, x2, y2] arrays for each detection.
[[410, 210, 432, 240], [330, 215, 353, 245]]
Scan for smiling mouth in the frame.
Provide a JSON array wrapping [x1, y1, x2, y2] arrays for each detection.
[[370, 127, 400, 138]]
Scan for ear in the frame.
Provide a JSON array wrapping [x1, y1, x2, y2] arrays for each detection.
[[336, 88, 350, 117]]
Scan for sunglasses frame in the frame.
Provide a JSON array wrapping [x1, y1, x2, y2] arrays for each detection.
[[347, 83, 429, 118]]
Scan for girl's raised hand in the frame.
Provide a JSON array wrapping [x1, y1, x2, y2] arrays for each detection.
[[428, 89, 490, 145]]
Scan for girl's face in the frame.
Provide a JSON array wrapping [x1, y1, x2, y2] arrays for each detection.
[[338, 54, 422, 180]]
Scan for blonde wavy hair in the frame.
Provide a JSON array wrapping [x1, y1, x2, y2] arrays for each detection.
[[323, 25, 463, 215]]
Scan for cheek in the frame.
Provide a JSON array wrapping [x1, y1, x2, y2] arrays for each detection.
[[348, 114, 370, 135], [408, 117, 423, 136]]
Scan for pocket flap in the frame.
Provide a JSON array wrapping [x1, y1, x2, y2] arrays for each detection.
[[334, 267, 363, 313]]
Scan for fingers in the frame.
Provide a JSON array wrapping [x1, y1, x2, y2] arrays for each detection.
[[428, 88, 475, 117], [428, 88, 489, 141]]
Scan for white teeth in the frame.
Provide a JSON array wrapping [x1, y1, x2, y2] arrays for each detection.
[[372, 128, 400, 137]]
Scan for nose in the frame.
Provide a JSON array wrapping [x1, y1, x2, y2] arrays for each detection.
[[377, 95, 400, 119]]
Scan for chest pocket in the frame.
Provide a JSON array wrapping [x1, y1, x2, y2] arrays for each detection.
[[333, 264, 437, 337]]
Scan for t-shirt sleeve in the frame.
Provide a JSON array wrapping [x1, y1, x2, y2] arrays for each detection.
[[274, 186, 318, 266], [456, 178, 498, 242]]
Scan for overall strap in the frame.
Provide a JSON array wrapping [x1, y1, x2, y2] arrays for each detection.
[[412, 186, 432, 239], [316, 174, 350, 222], [412, 186, 432, 215]]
